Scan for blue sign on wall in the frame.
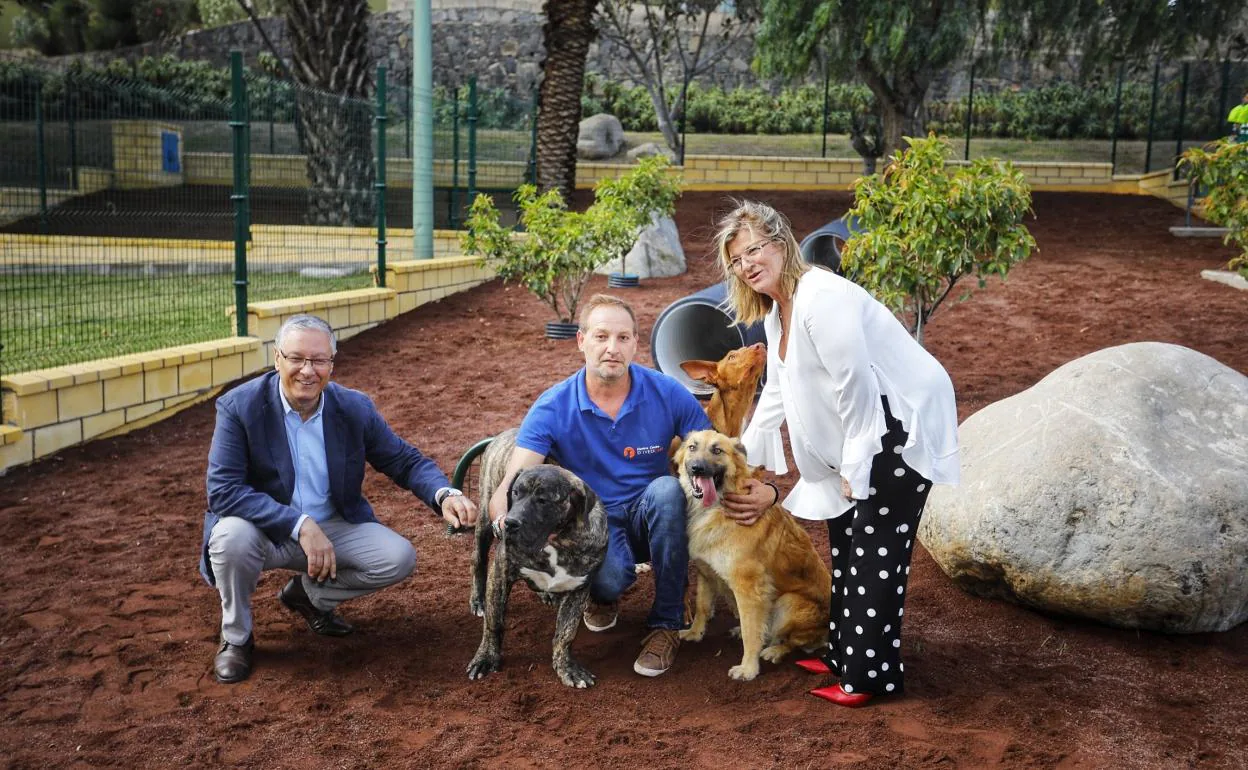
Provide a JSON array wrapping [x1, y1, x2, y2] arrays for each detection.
[[161, 131, 181, 173]]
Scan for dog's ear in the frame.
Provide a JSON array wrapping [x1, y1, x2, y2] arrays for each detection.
[[679, 359, 719, 385], [734, 440, 747, 458], [673, 437, 689, 469], [506, 471, 522, 510], [570, 480, 599, 525]]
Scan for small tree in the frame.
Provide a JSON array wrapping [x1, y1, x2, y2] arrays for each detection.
[[592, 155, 682, 276], [840, 134, 1036, 345], [462, 157, 683, 326], [1180, 138, 1248, 279], [595, 0, 758, 160]]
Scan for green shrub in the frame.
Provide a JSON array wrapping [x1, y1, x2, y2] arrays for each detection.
[[1180, 138, 1248, 278], [842, 134, 1037, 344]]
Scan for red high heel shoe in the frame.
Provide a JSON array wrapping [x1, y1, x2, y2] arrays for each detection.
[[810, 683, 873, 708], [794, 658, 832, 675]]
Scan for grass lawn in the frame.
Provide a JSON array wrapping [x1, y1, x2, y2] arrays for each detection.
[[1, 272, 371, 373]]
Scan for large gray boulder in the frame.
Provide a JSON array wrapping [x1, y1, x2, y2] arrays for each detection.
[[919, 342, 1248, 634], [576, 114, 625, 160], [594, 213, 686, 279]]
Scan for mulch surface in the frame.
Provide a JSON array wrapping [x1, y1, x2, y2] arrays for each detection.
[[2, 190, 1245, 769]]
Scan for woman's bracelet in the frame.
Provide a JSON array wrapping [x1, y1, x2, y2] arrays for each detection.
[[764, 482, 781, 507]]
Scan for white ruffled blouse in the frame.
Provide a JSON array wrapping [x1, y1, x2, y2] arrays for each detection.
[[741, 268, 960, 521]]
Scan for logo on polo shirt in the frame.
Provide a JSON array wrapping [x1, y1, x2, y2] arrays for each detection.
[[623, 444, 665, 459]]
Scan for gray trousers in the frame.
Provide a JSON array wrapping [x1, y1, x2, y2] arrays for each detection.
[[208, 516, 417, 645]]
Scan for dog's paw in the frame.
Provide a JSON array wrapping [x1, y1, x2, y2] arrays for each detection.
[[537, 591, 559, 607], [467, 652, 502, 680], [555, 659, 597, 689], [728, 625, 742, 639], [469, 597, 485, 617], [761, 644, 790, 663], [634, 562, 652, 574], [678, 627, 706, 642], [728, 663, 760, 681]]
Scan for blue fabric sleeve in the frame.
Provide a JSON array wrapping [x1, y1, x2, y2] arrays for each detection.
[[206, 395, 301, 542], [515, 394, 557, 457]]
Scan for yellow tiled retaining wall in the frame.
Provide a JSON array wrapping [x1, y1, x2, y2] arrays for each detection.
[[0, 255, 495, 474], [1, 337, 262, 471], [182, 151, 1138, 195], [0, 227, 469, 271]]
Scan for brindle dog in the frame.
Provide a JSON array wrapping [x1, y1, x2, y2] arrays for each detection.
[[467, 431, 608, 688]]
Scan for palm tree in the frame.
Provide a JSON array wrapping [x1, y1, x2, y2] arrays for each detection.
[[284, 0, 375, 225], [535, 0, 600, 199]]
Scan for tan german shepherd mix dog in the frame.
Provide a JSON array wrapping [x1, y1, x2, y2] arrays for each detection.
[[675, 430, 831, 681]]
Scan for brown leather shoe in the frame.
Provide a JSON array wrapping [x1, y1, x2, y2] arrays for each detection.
[[279, 576, 354, 636], [213, 636, 254, 684], [634, 628, 680, 677], [583, 601, 619, 632]]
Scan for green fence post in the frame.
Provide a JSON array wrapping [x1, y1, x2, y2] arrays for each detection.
[[527, 86, 539, 185], [820, 55, 830, 158], [68, 70, 79, 191], [230, 52, 250, 337], [964, 61, 975, 161], [1217, 59, 1231, 135], [245, 80, 253, 241], [269, 86, 276, 154], [451, 86, 460, 228], [1144, 59, 1161, 173], [1173, 61, 1189, 180], [35, 78, 47, 234], [1110, 61, 1124, 172], [376, 65, 389, 288], [678, 87, 688, 165], [467, 76, 478, 205]]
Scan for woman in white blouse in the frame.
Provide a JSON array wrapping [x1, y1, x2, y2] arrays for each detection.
[[715, 200, 960, 708]]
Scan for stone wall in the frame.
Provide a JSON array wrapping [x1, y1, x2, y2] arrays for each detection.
[[26, 7, 786, 97], [18, 5, 1178, 106]]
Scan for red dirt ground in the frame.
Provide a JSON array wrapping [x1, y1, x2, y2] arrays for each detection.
[[1, 191, 1246, 770]]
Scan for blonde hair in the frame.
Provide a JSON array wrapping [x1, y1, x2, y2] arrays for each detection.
[[713, 200, 809, 326], [578, 294, 638, 334]]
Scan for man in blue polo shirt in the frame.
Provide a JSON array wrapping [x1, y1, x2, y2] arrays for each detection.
[[487, 294, 761, 677]]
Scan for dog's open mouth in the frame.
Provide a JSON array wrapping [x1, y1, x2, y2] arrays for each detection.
[[687, 469, 725, 508]]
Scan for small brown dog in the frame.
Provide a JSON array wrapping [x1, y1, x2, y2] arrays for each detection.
[[679, 343, 766, 438], [675, 429, 831, 681]]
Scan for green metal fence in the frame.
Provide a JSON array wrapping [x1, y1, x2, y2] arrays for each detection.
[[1, 56, 522, 388], [391, 78, 538, 230], [593, 57, 1248, 172]]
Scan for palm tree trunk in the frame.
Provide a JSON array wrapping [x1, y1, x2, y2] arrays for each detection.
[[536, 0, 600, 200], [285, 0, 375, 225]]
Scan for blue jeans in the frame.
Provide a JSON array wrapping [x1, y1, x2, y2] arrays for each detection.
[[589, 475, 688, 630]]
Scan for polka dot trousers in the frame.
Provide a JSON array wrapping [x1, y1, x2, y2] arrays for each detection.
[[822, 398, 932, 697]]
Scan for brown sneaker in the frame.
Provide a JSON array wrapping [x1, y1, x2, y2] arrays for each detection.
[[634, 629, 680, 677], [583, 601, 618, 632]]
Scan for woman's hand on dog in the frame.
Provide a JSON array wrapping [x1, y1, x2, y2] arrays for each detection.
[[721, 478, 776, 526]]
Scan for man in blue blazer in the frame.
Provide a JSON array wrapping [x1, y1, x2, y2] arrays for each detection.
[[200, 314, 478, 684]]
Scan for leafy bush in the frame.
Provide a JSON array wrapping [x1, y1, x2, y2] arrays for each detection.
[[1180, 139, 1248, 278], [841, 135, 1037, 344], [584, 76, 1227, 141], [0, 56, 294, 122]]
